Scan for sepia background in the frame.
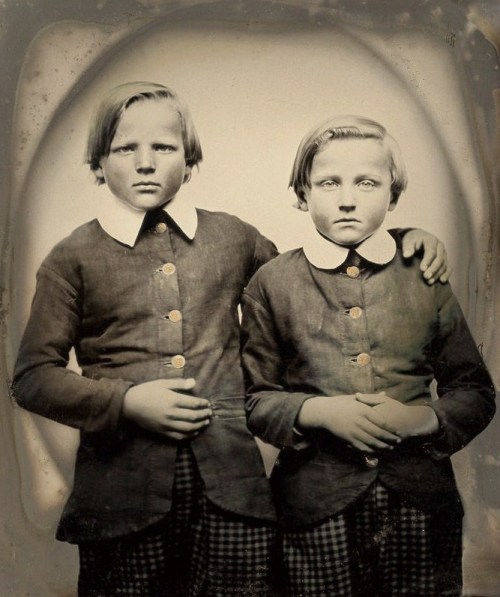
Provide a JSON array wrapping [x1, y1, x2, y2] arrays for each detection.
[[1, 1, 498, 595]]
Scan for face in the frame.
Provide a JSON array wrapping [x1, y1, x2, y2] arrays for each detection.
[[300, 137, 395, 245], [97, 98, 189, 211]]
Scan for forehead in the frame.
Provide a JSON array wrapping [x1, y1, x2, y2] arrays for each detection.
[[312, 137, 391, 174], [114, 97, 182, 137]]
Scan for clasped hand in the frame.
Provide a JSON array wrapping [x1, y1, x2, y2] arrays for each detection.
[[123, 378, 212, 441], [298, 392, 439, 453], [356, 392, 439, 443]]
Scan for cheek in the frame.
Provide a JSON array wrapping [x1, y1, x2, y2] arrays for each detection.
[[371, 200, 392, 223], [103, 161, 124, 182], [309, 204, 331, 228], [165, 159, 186, 180]]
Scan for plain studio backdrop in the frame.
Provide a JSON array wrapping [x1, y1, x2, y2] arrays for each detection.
[[2, 2, 498, 595]]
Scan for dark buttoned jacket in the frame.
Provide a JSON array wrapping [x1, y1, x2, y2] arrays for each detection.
[[14, 209, 278, 542], [241, 244, 495, 527]]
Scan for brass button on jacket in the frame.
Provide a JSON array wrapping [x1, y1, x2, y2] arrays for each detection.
[[162, 262, 176, 275], [346, 265, 360, 278], [171, 354, 186, 369], [349, 307, 362, 319], [356, 353, 371, 366], [155, 222, 167, 234], [168, 310, 182, 323]]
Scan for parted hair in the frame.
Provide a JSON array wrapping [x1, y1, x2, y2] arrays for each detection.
[[289, 115, 407, 204], [87, 81, 203, 184]]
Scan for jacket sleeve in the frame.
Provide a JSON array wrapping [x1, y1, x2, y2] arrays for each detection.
[[241, 277, 315, 449], [428, 282, 496, 457], [12, 263, 133, 433]]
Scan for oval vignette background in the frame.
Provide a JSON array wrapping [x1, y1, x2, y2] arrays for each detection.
[[0, 1, 499, 596]]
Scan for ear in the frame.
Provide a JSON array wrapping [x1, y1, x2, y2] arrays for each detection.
[[183, 166, 192, 184], [294, 192, 309, 212], [94, 163, 104, 180], [388, 193, 399, 211], [94, 164, 105, 184]]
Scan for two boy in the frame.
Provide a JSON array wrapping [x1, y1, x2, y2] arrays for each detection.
[[14, 85, 454, 596]]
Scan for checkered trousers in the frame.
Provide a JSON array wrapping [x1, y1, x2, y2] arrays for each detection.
[[281, 482, 462, 597], [78, 445, 277, 597]]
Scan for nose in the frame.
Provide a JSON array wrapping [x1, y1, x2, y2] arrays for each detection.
[[135, 148, 156, 173], [338, 186, 356, 212]]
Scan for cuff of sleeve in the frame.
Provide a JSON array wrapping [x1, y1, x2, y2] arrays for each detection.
[[84, 378, 135, 433], [288, 395, 319, 450], [291, 425, 312, 451], [422, 408, 450, 459]]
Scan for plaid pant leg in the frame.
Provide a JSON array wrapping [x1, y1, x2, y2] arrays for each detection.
[[188, 495, 278, 597], [282, 514, 353, 596], [353, 483, 463, 597], [78, 444, 199, 597], [347, 483, 384, 594], [78, 523, 175, 597], [280, 482, 462, 597], [381, 489, 435, 596]]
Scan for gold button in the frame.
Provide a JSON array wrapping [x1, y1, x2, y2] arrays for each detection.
[[171, 355, 185, 369], [155, 222, 167, 234], [364, 455, 379, 468], [349, 307, 362, 319], [162, 263, 176, 275], [356, 353, 371, 366], [346, 266, 360, 278], [168, 310, 182, 323]]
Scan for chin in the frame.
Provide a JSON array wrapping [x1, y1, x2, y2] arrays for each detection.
[[133, 198, 166, 210], [328, 233, 364, 245]]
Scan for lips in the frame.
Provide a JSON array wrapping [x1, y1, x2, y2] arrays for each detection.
[[334, 218, 360, 223], [133, 182, 161, 187]]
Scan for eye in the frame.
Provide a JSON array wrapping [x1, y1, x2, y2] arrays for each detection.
[[358, 179, 377, 190], [320, 180, 339, 190], [112, 145, 134, 155], [154, 144, 176, 153]]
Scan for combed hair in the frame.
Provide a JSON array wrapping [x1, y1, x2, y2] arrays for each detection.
[[87, 81, 203, 184], [289, 115, 407, 204]]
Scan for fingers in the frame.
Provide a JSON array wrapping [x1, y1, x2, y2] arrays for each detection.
[[433, 262, 452, 284], [173, 394, 212, 409], [356, 399, 401, 437], [419, 239, 440, 272], [401, 233, 451, 286], [157, 414, 211, 439], [348, 418, 402, 452], [420, 242, 445, 284], [355, 392, 388, 406], [349, 425, 397, 452], [162, 377, 196, 391], [439, 265, 452, 283], [349, 439, 376, 452], [170, 406, 213, 423], [163, 417, 211, 433], [360, 417, 401, 444], [402, 235, 422, 259]]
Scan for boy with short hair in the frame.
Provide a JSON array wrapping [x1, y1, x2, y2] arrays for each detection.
[[14, 81, 278, 597], [14, 87, 450, 597], [241, 115, 495, 596]]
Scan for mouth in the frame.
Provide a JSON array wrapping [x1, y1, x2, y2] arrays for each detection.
[[133, 181, 160, 186], [133, 182, 161, 192], [334, 218, 360, 224]]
